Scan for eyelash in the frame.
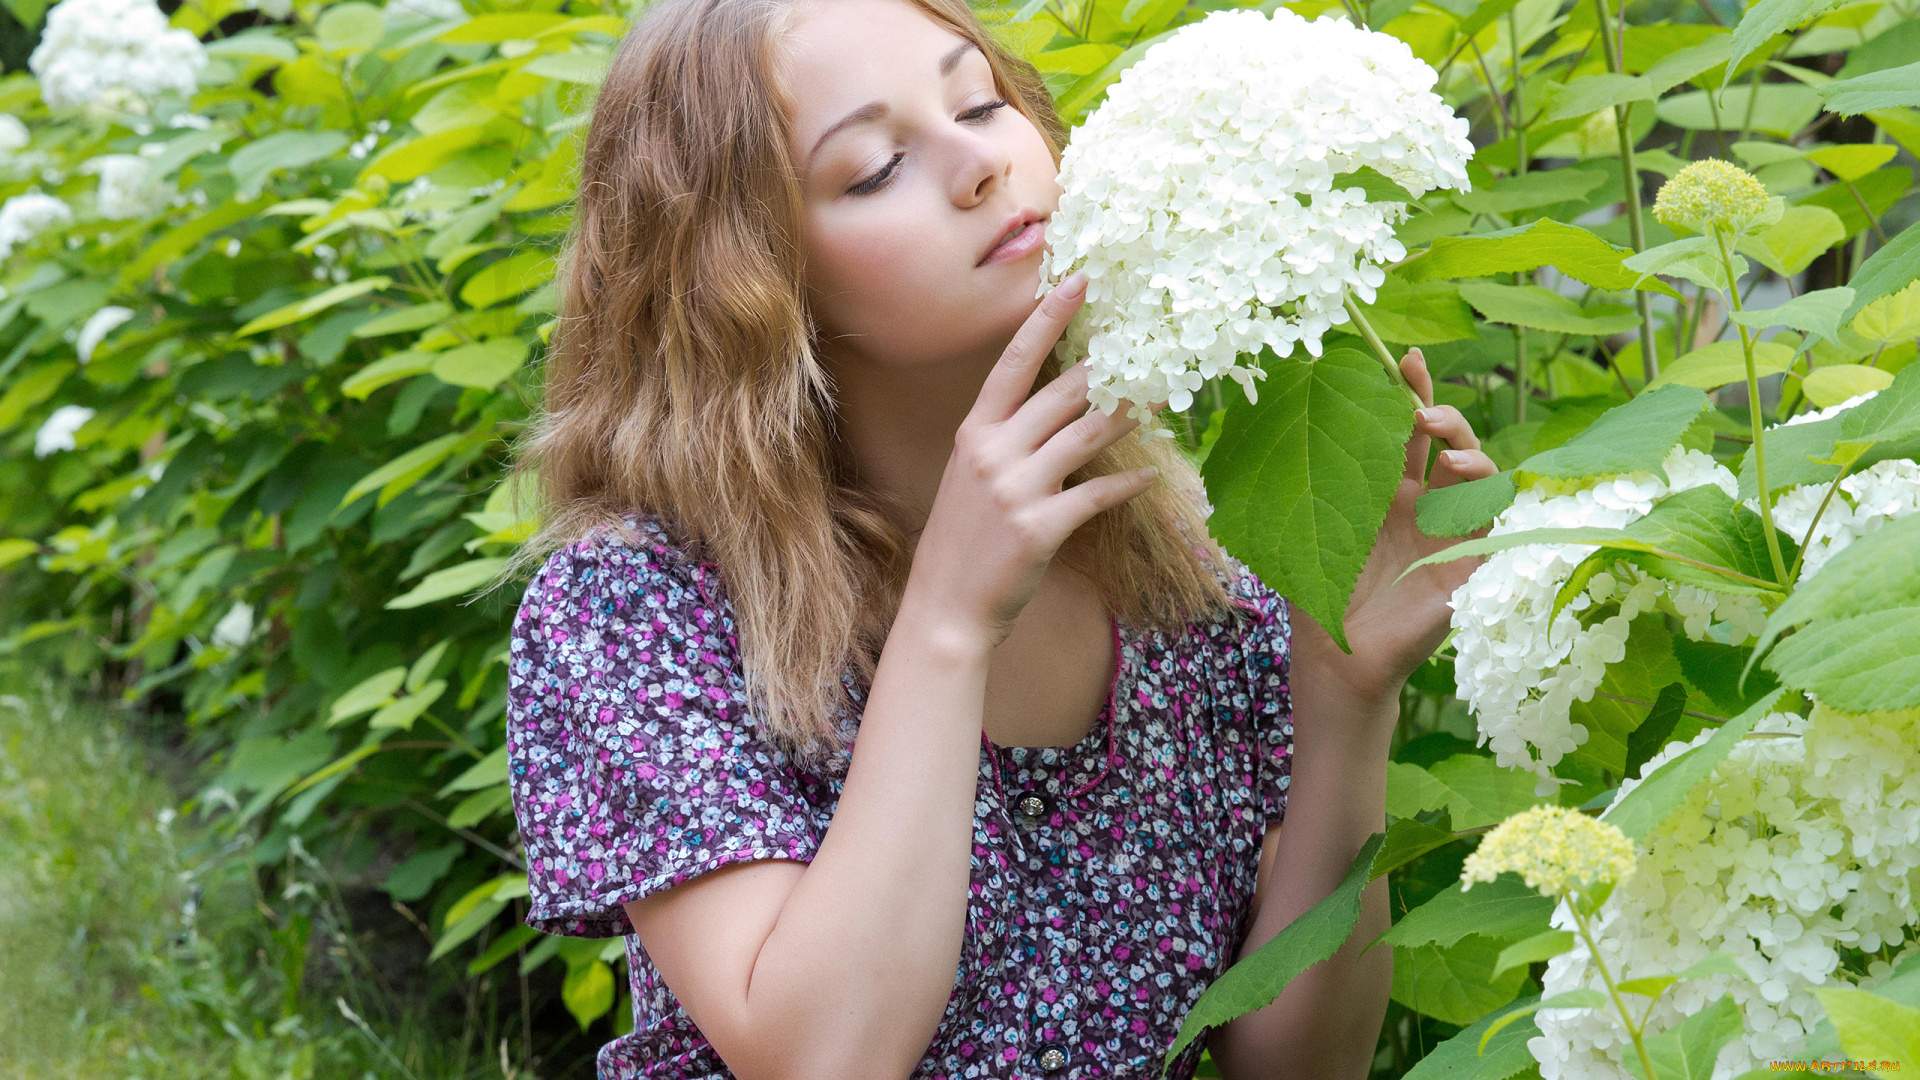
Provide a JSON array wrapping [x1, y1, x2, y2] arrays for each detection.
[[847, 99, 1011, 196]]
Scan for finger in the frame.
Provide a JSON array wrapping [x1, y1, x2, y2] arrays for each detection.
[[1001, 362, 1100, 451], [969, 273, 1087, 425], [1046, 466, 1159, 533], [1428, 448, 1499, 490], [1400, 348, 1433, 479], [1414, 404, 1482, 452], [1400, 347, 1435, 409], [1026, 400, 1143, 485]]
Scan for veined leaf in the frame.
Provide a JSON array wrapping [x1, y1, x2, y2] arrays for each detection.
[[1373, 812, 1462, 878], [1736, 205, 1847, 278], [1425, 753, 1545, 829], [433, 339, 528, 389], [1458, 282, 1640, 337], [1202, 349, 1414, 653], [1815, 988, 1920, 1078], [1392, 934, 1530, 1026], [1851, 280, 1920, 343], [1491, 929, 1575, 978], [339, 432, 464, 510], [1818, 60, 1920, 116], [1725, 0, 1845, 88], [1375, 876, 1554, 952], [1804, 363, 1894, 407], [1739, 363, 1920, 497], [1415, 470, 1517, 538], [236, 277, 394, 337], [1602, 690, 1779, 842], [387, 557, 510, 609], [1766, 607, 1920, 712], [1806, 143, 1900, 181], [1516, 385, 1710, 484], [1403, 219, 1676, 296], [1725, 287, 1853, 346], [1842, 214, 1920, 324], [1398, 995, 1541, 1080], [1351, 276, 1477, 345], [1545, 73, 1653, 122], [1452, 169, 1607, 214], [1163, 833, 1382, 1066], [1621, 993, 1743, 1080]]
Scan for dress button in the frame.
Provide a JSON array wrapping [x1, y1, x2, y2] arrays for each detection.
[[1014, 790, 1053, 826], [1037, 1044, 1069, 1073]]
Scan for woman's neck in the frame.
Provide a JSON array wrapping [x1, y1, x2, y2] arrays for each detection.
[[827, 344, 1000, 533]]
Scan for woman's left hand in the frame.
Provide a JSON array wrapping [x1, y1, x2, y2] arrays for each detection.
[[1287, 347, 1499, 712]]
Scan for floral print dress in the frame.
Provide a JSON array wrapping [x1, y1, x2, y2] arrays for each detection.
[[504, 516, 1294, 1080]]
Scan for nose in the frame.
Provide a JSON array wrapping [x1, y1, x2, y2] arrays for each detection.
[[948, 125, 1013, 209]]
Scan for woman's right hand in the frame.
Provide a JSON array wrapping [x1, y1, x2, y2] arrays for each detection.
[[904, 272, 1160, 648]]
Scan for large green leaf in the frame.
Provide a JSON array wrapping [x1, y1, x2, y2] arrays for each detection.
[[1516, 386, 1710, 483], [1163, 833, 1382, 1066], [1376, 876, 1554, 951], [1738, 362, 1920, 497], [1403, 219, 1673, 295], [1415, 470, 1518, 538], [1725, 287, 1854, 347], [1658, 85, 1821, 137], [1843, 211, 1920, 324], [386, 558, 510, 610], [1621, 994, 1744, 1080], [1818, 60, 1920, 116], [1756, 513, 1920, 658], [1603, 690, 1779, 842], [562, 960, 616, 1031], [1352, 277, 1477, 345], [1399, 995, 1542, 1080], [1570, 616, 1686, 777], [229, 131, 353, 198], [1725, 0, 1844, 88], [1391, 934, 1530, 1027], [1765, 608, 1920, 712], [1425, 753, 1546, 829], [1452, 169, 1608, 215], [1735, 206, 1848, 278], [1457, 282, 1641, 337], [1202, 349, 1414, 653], [1815, 988, 1920, 1078], [1545, 73, 1653, 122]]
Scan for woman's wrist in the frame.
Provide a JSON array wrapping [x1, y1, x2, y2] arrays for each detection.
[[889, 585, 997, 668]]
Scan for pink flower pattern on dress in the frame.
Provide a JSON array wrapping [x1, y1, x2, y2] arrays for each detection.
[[505, 516, 1292, 1079]]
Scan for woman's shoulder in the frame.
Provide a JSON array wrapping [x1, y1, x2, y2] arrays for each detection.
[[511, 513, 721, 646]]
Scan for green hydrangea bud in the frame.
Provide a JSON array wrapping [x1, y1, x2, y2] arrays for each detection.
[[1652, 159, 1779, 237], [1460, 804, 1637, 900]]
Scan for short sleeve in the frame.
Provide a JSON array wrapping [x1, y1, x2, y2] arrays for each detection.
[[1229, 564, 1293, 826], [504, 523, 823, 937]]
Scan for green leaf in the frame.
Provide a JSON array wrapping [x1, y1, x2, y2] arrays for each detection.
[[229, 131, 353, 199], [430, 896, 508, 962], [236, 276, 395, 337], [562, 960, 615, 1030], [1725, 0, 1843, 88], [1844, 222, 1920, 327], [1851, 280, 1920, 342], [1622, 993, 1744, 1080], [1766, 607, 1920, 712], [387, 558, 509, 609], [522, 49, 612, 86], [439, 745, 508, 797], [328, 667, 407, 725], [467, 925, 540, 977], [1622, 682, 1691, 781], [1373, 812, 1463, 878], [1659, 85, 1821, 137], [1352, 277, 1477, 345], [1603, 690, 1779, 842], [433, 339, 528, 389], [1650, 341, 1799, 392], [316, 1, 385, 52], [1643, 34, 1736, 93], [1570, 617, 1687, 777], [1392, 934, 1531, 1026], [1739, 363, 1920, 497], [1799, 169, 1912, 241], [368, 680, 446, 731], [1814, 988, 1920, 1078], [1403, 220, 1673, 296], [0, 361, 75, 434], [1453, 169, 1608, 214], [1377, 876, 1554, 951], [1674, 638, 1778, 716], [1478, 989, 1612, 1052], [0, 538, 38, 571], [1164, 833, 1382, 1066], [1385, 759, 1453, 819], [1818, 60, 1920, 116], [1616, 952, 1752, 999], [1726, 287, 1854, 346], [1758, 513, 1920, 658], [459, 250, 557, 309], [1202, 349, 1415, 653], [341, 351, 438, 400], [1415, 470, 1518, 539], [1625, 237, 1742, 293], [1806, 143, 1901, 182], [1804, 363, 1895, 407], [339, 432, 464, 510], [1426, 753, 1545, 829], [385, 841, 461, 902], [1546, 73, 1653, 122], [1492, 929, 1575, 979], [1399, 995, 1542, 1080], [1458, 282, 1641, 336], [1735, 206, 1848, 278], [1517, 385, 1710, 483], [1331, 166, 1416, 204], [351, 302, 454, 339]]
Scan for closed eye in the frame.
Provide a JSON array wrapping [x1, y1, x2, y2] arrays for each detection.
[[845, 100, 1011, 196]]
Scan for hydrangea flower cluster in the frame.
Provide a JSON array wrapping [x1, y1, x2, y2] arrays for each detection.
[[1533, 704, 1920, 1079], [28, 0, 207, 111], [1038, 8, 1473, 417], [0, 192, 74, 261], [1448, 447, 1767, 792], [86, 154, 172, 220], [1652, 159, 1777, 237], [1463, 804, 1637, 900]]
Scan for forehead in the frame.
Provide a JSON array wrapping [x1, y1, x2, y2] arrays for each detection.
[[778, 0, 977, 114]]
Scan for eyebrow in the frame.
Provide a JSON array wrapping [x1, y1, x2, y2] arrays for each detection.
[[807, 39, 984, 166]]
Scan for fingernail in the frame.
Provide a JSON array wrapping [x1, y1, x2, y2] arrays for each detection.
[[1417, 408, 1441, 424], [1058, 272, 1087, 299], [1442, 450, 1465, 466], [1140, 466, 1159, 480]]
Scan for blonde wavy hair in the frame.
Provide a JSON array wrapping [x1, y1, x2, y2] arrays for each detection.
[[505, 0, 1234, 766]]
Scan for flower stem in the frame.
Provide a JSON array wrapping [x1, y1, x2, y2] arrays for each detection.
[[1592, 0, 1660, 379], [1569, 904, 1660, 1080], [1713, 231, 1790, 585], [1343, 292, 1414, 395]]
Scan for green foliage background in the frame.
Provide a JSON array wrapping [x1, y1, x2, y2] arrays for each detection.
[[0, 0, 1915, 1072]]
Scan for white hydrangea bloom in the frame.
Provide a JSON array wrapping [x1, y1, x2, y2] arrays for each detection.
[[86, 154, 171, 219], [1758, 392, 1920, 581], [0, 191, 74, 261], [34, 404, 95, 457], [1449, 447, 1756, 792], [1038, 8, 1473, 417], [1534, 703, 1920, 1080], [28, 0, 208, 111], [0, 115, 28, 155], [211, 601, 255, 648], [76, 305, 134, 364]]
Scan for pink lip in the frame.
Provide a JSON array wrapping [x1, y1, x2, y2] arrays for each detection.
[[978, 216, 1046, 267]]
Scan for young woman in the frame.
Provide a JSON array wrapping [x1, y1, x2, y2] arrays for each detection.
[[501, 0, 1495, 1076]]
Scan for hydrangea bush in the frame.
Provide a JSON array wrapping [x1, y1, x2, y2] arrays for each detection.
[[1, 0, 1918, 1074]]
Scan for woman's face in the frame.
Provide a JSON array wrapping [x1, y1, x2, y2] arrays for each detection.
[[780, 0, 1061, 374]]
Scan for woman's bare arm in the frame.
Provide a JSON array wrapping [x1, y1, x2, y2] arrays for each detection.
[[620, 275, 1159, 1080]]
